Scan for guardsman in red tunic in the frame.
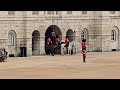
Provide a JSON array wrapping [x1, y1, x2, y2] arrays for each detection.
[[65, 37, 69, 47], [81, 39, 87, 50], [64, 36, 69, 54], [82, 48, 86, 62], [47, 37, 52, 45], [56, 37, 60, 46]]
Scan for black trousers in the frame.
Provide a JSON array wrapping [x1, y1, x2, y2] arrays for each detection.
[[83, 56, 86, 62], [50, 45, 54, 56], [20, 49, 23, 57], [82, 47, 86, 50], [23, 47, 27, 57]]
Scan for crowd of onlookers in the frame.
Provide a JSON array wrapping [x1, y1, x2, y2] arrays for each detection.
[[0, 44, 27, 62]]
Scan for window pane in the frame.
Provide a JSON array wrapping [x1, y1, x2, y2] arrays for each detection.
[[8, 33, 14, 45], [67, 11, 72, 14], [82, 11, 87, 14], [8, 11, 15, 15], [56, 11, 58, 15], [114, 32, 116, 41], [110, 11, 115, 14], [81, 31, 86, 41], [111, 30, 116, 41], [44, 11, 46, 15], [47, 11, 54, 15], [32, 11, 39, 15]]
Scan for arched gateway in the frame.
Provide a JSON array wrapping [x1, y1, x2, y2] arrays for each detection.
[[32, 30, 40, 56], [45, 25, 62, 54]]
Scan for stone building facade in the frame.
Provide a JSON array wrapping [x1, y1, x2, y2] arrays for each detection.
[[0, 11, 120, 56]]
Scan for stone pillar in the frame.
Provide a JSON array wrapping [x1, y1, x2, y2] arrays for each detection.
[[61, 28, 66, 41], [40, 36, 46, 55], [26, 38, 32, 56], [118, 29, 120, 51], [75, 35, 81, 53], [94, 11, 102, 52]]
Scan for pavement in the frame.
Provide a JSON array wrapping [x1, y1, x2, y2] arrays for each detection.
[[0, 51, 120, 79]]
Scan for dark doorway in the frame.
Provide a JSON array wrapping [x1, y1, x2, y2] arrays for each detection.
[[45, 25, 62, 54], [32, 30, 40, 56], [66, 29, 74, 42]]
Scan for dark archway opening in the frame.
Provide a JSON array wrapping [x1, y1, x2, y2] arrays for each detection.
[[32, 30, 40, 56], [45, 25, 62, 55], [66, 29, 74, 42]]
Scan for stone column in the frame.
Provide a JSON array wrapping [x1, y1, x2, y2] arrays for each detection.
[[26, 38, 32, 56], [94, 11, 102, 52], [40, 36, 46, 55]]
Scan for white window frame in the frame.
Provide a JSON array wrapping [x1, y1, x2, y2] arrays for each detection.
[[82, 11, 87, 14], [109, 11, 116, 14], [47, 11, 54, 15], [44, 11, 46, 15], [46, 11, 59, 15], [8, 32, 14, 45], [56, 11, 58, 15], [8, 11, 15, 15], [32, 11, 39, 15], [111, 30, 116, 41], [67, 11, 72, 15], [81, 30, 86, 41]]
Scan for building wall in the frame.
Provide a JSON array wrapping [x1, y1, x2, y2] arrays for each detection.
[[24, 11, 96, 55], [0, 11, 120, 56], [0, 11, 25, 56], [102, 11, 120, 52]]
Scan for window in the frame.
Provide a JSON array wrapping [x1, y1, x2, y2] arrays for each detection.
[[8, 11, 15, 15], [111, 30, 116, 41], [46, 11, 59, 15], [8, 32, 14, 45], [110, 11, 116, 14], [32, 11, 39, 15], [44, 11, 46, 15], [81, 30, 86, 41], [67, 11, 72, 15], [56, 11, 58, 15], [47, 11, 54, 15], [82, 11, 87, 14]]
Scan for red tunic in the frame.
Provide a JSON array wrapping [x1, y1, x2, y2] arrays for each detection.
[[81, 42, 87, 48], [65, 38, 69, 45], [56, 38, 60, 44], [82, 50, 86, 56], [47, 38, 52, 45]]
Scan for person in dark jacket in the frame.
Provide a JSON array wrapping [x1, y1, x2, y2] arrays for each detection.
[[20, 44, 23, 57], [64, 36, 69, 54], [56, 35, 60, 47], [23, 44, 27, 57]]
